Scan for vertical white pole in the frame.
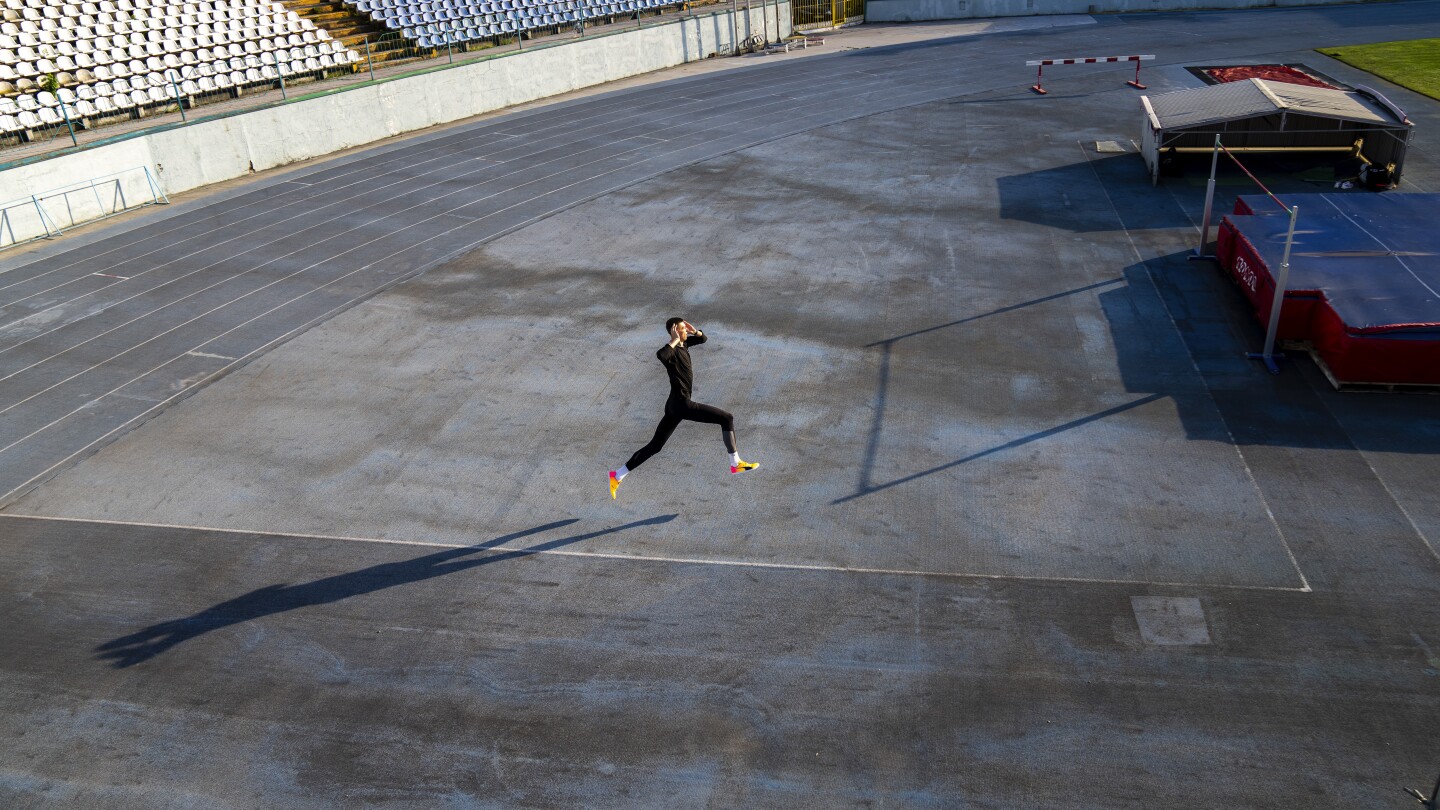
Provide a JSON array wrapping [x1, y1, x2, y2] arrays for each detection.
[[1195, 134, 1220, 257], [1253, 205, 1299, 374]]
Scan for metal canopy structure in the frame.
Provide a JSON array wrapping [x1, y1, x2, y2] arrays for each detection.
[[1140, 78, 1414, 184]]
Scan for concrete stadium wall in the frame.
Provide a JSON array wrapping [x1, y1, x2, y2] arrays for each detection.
[[0, 3, 791, 246], [866, 0, 1378, 22]]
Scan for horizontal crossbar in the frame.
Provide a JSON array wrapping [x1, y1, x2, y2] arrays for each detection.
[[1025, 55, 1155, 66]]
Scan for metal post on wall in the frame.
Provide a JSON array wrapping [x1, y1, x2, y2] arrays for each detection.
[[89, 177, 105, 215], [168, 71, 188, 119], [444, 30, 454, 64], [1192, 134, 1220, 260], [272, 52, 287, 99], [364, 37, 376, 81], [143, 166, 170, 205], [30, 195, 60, 238], [57, 100, 78, 146], [1247, 204, 1299, 375]]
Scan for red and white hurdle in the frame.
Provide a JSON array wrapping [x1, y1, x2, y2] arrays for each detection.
[[1025, 54, 1155, 95]]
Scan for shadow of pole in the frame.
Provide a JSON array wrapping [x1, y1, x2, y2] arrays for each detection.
[[848, 277, 1126, 501], [95, 514, 678, 668], [834, 394, 1163, 505], [857, 341, 891, 494]]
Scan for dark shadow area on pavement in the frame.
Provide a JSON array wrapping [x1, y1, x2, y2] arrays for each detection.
[[834, 392, 1164, 505], [94, 514, 677, 668], [997, 155, 1192, 233], [842, 149, 1440, 505], [1110, 249, 1440, 454], [1083, 143, 1440, 456]]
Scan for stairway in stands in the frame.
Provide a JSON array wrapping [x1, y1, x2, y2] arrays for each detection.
[[275, 0, 414, 68]]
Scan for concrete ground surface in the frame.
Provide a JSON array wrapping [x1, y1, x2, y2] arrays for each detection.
[[3, 2, 1440, 808]]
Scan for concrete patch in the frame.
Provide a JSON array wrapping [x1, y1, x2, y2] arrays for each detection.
[[1130, 596, 1210, 646]]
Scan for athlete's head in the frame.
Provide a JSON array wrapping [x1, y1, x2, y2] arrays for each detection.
[[665, 316, 685, 333]]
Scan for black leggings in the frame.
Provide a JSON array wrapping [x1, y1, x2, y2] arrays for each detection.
[[625, 399, 735, 470]]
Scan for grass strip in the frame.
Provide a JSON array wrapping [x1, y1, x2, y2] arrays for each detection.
[[1318, 39, 1440, 101]]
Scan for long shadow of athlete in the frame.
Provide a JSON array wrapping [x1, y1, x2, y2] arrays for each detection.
[[95, 515, 676, 668]]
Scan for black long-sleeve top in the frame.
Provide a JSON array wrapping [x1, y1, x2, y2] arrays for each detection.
[[656, 332, 706, 402]]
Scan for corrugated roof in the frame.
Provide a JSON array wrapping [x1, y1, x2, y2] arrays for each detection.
[[1145, 78, 1405, 130]]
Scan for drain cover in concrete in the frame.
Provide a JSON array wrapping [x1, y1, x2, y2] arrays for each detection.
[[1095, 140, 1129, 153], [1130, 596, 1211, 646]]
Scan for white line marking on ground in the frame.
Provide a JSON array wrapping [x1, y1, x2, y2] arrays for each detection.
[[0, 513, 1314, 592], [185, 351, 236, 361]]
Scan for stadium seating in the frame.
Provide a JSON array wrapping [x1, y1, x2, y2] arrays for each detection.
[[0, 0, 362, 139], [346, 0, 673, 48]]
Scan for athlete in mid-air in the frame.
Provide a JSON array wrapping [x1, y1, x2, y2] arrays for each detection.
[[610, 318, 757, 499]]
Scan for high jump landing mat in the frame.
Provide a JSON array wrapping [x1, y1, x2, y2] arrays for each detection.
[[1216, 192, 1440, 387]]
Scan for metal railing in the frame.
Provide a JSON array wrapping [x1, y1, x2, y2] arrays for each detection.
[[791, 0, 862, 29], [0, 165, 168, 250]]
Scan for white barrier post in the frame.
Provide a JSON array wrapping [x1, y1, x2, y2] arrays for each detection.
[[1248, 204, 1299, 374]]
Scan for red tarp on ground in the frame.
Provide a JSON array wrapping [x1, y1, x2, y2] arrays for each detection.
[[1205, 65, 1337, 89]]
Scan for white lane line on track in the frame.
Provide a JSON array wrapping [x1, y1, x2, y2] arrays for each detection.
[[0, 88, 745, 299], [1076, 141, 1313, 594], [0, 93, 724, 309], [0, 513, 1314, 592], [0, 30, 966, 290], [0, 133, 665, 380], [0, 50, 902, 294]]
